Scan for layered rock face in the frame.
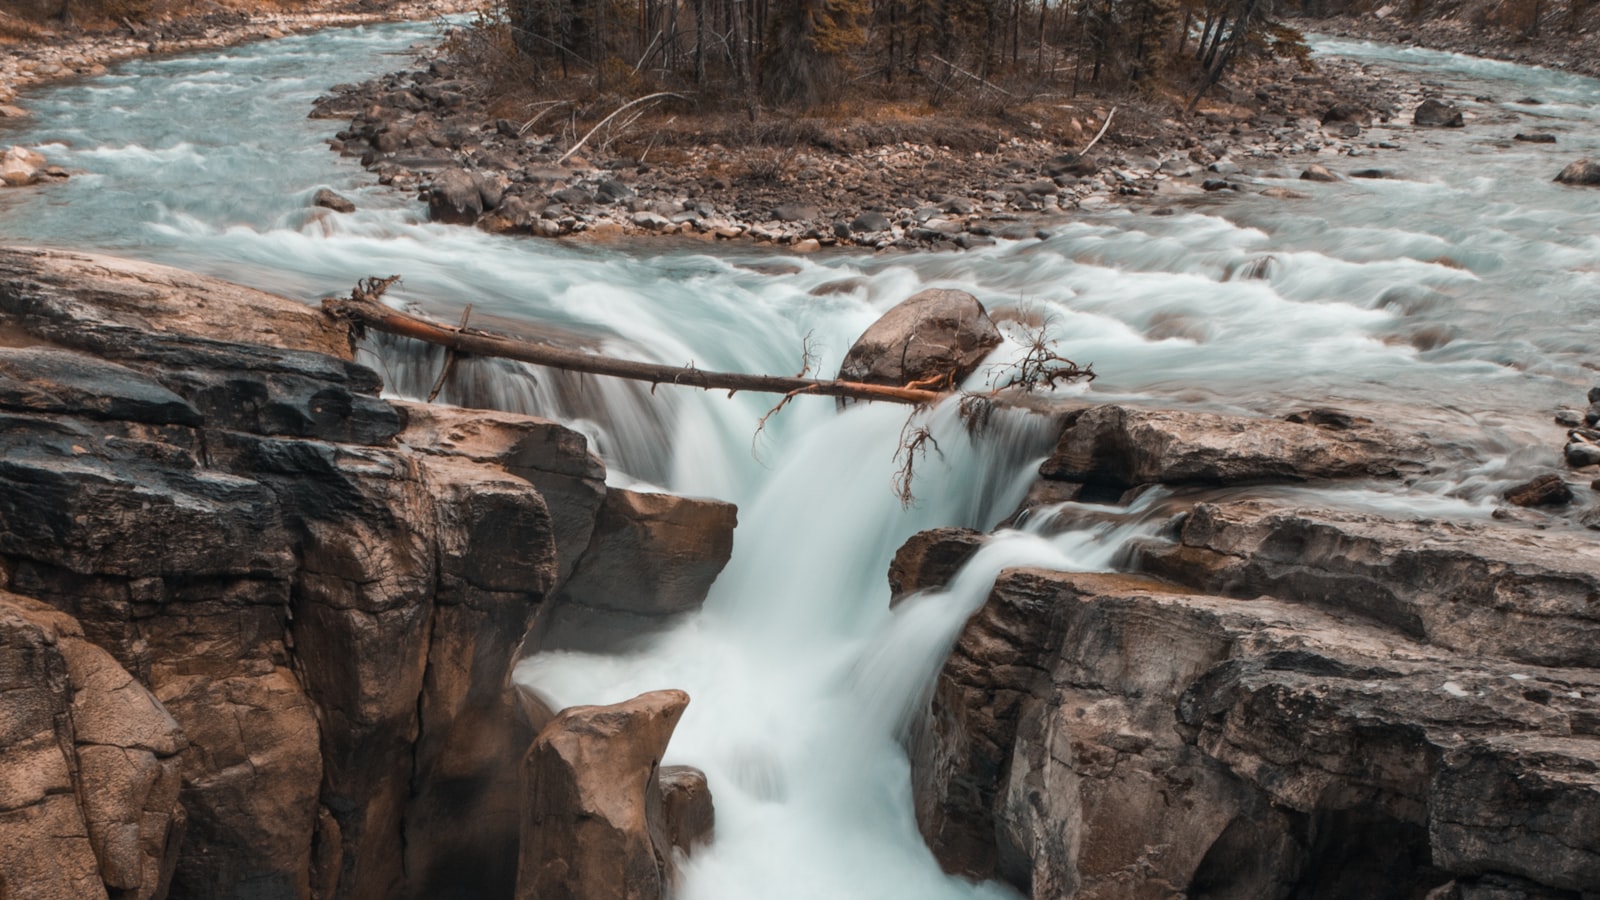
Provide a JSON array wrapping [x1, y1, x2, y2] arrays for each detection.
[[0, 246, 729, 900], [910, 404, 1600, 899]]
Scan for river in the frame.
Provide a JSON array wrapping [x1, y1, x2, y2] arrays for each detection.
[[1, 22, 1596, 899]]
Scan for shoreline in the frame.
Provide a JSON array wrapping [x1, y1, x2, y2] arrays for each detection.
[[1302, 14, 1600, 80], [0, 0, 482, 113]]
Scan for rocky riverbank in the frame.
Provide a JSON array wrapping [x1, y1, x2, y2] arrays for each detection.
[[0, 0, 479, 115], [901, 400, 1600, 899], [308, 41, 1438, 250], [0, 245, 731, 900]]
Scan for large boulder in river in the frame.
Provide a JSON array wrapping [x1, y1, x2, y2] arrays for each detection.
[[1554, 159, 1600, 186], [1414, 98, 1465, 127], [516, 690, 698, 900], [838, 289, 1003, 390], [428, 168, 484, 224]]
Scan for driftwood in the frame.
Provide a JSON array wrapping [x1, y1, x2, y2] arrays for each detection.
[[323, 278, 948, 406]]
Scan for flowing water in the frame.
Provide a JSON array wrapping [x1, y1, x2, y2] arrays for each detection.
[[2, 24, 1597, 898]]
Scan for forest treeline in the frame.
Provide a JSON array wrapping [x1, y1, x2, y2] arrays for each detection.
[[499, 0, 1314, 106]]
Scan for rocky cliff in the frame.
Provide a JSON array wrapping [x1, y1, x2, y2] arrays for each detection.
[[907, 405, 1600, 899], [0, 246, 732, 900]]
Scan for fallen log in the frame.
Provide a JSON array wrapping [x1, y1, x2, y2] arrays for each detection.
[[322, 279, 949, 406]]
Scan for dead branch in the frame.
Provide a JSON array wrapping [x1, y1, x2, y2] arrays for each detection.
[[893, 421, 943, 507], [324, 280, 947, 406], [426, 305, 473, 402], [1080, 106, 1117, 156], [557, 92, 685, 165], [930, 54, 1016, 98]]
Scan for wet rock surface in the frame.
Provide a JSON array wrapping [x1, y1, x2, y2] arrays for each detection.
[[516, 690, 700, 900], [0, 245, 731, 900], [837, 289, 1002, 390], [910, 395, 1600, 899]]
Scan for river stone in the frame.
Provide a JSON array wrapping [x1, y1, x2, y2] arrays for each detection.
[[1502, 473, 1572, 507], [837, 289, 1002, 391], [658, 765, 715, 853], [313, 188, 356, 213], [849, 211, 892, 233], [1414, 98, 1465, 127], [0, 145, 46, 187], [1566, 441, 1600, 467], [772, 201, 820, 222], [888, 527, 985, 604], [1300, 164, 1338, 182], [428, 168, 483, 224], [516, 690, 694, 900], [1554, 159, 1600, 186], [1514, 133, 1557, 143]]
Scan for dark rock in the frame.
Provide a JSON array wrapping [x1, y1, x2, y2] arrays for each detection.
[[849, 211, 892, 233], [428, 168, 484, 224], [1037, 405, 1430, 491], [1300, 164, 1338, 182], [1566, 441, 1600, 467], [1350, 168, 1391, 179], [1414, 99, 1465, 127], [1136, 500, 1600, 668], [1514, 133, 1557, 143], [313, 188, 357, 213], [1322, 103, 1370, 126], [0, 347, 201, 426], [595, 178, 634, 202], [550, 186, 593, 206], [1554, 159, 1600, 186], [888, 527, 985, 603], [517, 690, 694, 900], [658, 765, 715, 854], [1555, 410, 1582, 427], [836, 289, 1002, 390], [1502, 473, 1572, 507], [1202, 179, 1234, 191], [1044, 152, 1099, 177], [772, 202, 820, 222]]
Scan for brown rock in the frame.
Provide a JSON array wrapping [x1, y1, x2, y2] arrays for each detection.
[[517, 690, 693, 900], [837, 289, 1003, 390], [313, 188, 357, 213], [536, 488, 737, 651], [1136, 500, 1600, 668], [888, 527, 985, 604], [914, 568, 1600, 897], [1501, 473, 1572, 507], [658, 765, 715, 854], [0, 591, 186, 900], [1038, 404, 1430, 491], [1415, 98, 1465, 127], [1300, 164, 1338, 182]]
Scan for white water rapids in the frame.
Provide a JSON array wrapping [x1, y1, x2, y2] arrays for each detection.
[[2, 24, 1597, 897]]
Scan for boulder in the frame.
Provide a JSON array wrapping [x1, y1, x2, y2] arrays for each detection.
[[428, 168, 484, 224], [913, 568, 1600, 898], [314, 188, 357, 213], [1299, 164, 1338, 182], [0, 591, 187, 900], [887, 527, 985, 603], [658, 765, 715, 854], [396, 402, 606, 582], [517, 690, 695, 900], [1135, 500, 1600, 668], [535, 488, 737, 651], [1554, 159, 1600, 187], [849, 211, 892, 233], [837, 289, 1003, 390], [1036, 405, 1430, 493], [0, 145, 46, 187], [1501, 473, 1572, 507], [1414, 99, 1465, 127]]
